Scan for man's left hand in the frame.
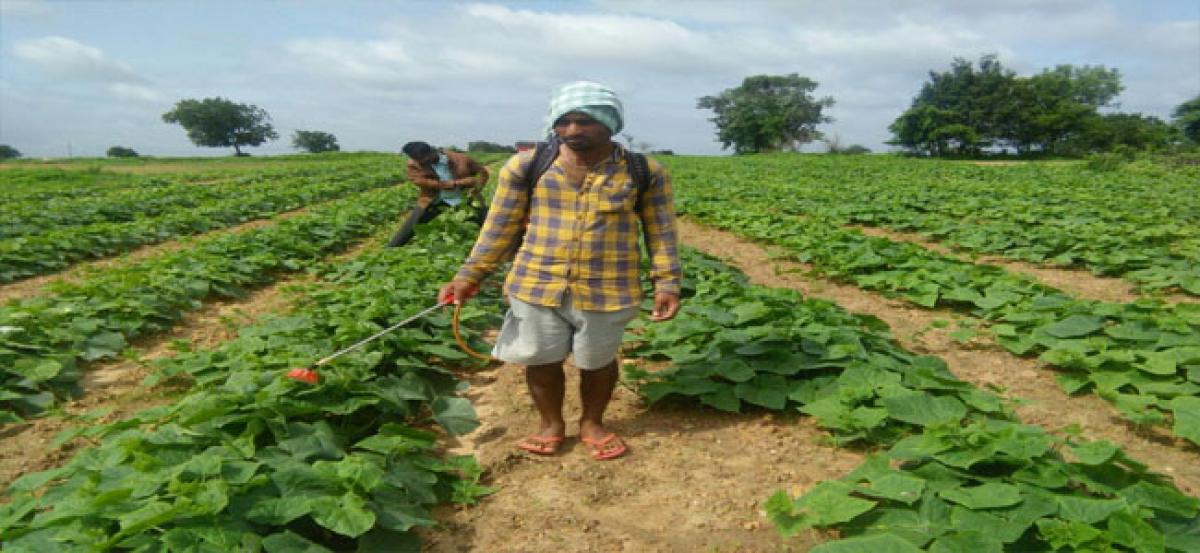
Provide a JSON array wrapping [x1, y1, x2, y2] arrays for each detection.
[[650, 292, 680, 321]]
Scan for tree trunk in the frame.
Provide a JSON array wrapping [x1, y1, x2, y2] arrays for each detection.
[[234, 143, 242, 156]]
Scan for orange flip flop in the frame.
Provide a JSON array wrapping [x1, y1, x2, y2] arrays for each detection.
[[581, 433, 627, 460], [517, 435, 564, 455]]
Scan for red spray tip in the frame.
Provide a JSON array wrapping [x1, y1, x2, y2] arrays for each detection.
[[286, 367, 320, 384]]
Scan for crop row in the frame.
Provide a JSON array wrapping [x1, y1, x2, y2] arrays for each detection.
[[0, 212, 494, 551], [0, 168, 151, 203], [0, 158, 402, 240], [665, 156, 1200, 296], [0, 185, 415, 423], [0, 165, 403, 283], [628, 248, 1199, 551], [675, 185, 1200, 446]]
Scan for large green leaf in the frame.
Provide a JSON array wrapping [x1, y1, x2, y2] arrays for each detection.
[[310, 492, 376, 538], [1121, 481, 1200, 518], [1167, 396, 1200, 445], [928, 532, 1003, 553], [938, 483, 1023, 510], [1154, 514, 1200, 552], [430, 396, 479, 436], [245, 496, 313, 525], [765, 482, 877, 536], [699, 387, 741, 412], [810, 533, 924, 553], [1108, 509, 1166, 553], [1036, 518, 1104, 550], [853, 473, 926, 505], [262, 531, 333, 553], [1056, 495, 1128, 524], [882, 393, 966, 427], [1041, 315, 1106, 338], [734, 374, 789, 409], [370, 487, 436, 532], [1069, 440, 1119, 465]]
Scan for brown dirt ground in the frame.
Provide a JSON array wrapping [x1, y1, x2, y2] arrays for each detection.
[[423, 356, 863, 553], [676, 218, 1200, 496], [0, 207, 311, 304], [0, 229, 392, 491], [849, 225, 1197, 305]]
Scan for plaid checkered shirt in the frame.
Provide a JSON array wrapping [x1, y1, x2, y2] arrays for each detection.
[[455, 145, 681, 311]]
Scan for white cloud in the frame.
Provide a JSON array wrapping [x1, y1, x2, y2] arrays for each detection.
[[461, 3, 728, 72], [108, 83, 165, 103], [12, 36, 172, 106], [283, 37, 423, 87], [14, 36, 145, 83], [283, 3, 739, 92], [0, 0, 60, 20]]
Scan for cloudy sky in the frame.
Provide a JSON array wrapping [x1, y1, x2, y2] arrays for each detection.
[[1, 0, 1197, 158]]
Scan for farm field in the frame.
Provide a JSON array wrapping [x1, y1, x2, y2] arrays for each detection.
[[0, 153, 1197, 552]]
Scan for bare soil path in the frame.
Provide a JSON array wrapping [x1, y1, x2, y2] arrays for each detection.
[[424, 357, 862, 552], [678, 218, 1200, 496]]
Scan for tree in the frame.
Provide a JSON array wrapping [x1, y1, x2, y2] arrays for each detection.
[[1173, 94, 1200, 143], [106, 146, 139, 158], [1006, 65, 1123, 154], [888, 55, 1019, 156], [0, 145, 20, 160], [1070, 113, 1178, 153], [467, 140, 516, 154], [824, 134, 871, 155], [890, 56, 1128, 156], [291, 130, 340, 153], [697, 74, 834, 154], [162, 97, 278, 156], [1035, 65, 1123, 108]]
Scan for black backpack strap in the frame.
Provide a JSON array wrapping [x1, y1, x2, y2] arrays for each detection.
[[625, 150, 652, 212], [525, 136, 561, 204]]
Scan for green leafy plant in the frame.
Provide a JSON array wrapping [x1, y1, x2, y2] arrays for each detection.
[[0, 213, 495, 550]]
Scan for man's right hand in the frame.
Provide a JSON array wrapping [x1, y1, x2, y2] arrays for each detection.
[[439, 280, 479, 305]]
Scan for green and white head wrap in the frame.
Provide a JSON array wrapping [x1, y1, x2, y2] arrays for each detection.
[[544, 80, 624, 138]]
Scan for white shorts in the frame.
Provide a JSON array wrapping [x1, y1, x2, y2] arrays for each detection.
[[491, 291, 639, 370]]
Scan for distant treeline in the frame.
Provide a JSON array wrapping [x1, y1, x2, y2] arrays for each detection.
[[888, 55, 1193, 157]]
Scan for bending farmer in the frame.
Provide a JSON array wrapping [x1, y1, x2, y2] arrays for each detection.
[[439, 81, 682, 461], [387, 141, 490, 248]]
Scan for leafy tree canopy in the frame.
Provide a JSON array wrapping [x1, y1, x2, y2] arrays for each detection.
[[1173, 94, 1200, 143], [291, 130, 340, 153], [467, 140, 516, 153], [106, 146, 139, 158], [162, 97, 278, 156], [1072, 113, 1178, 153], [698, 74, 834, 154], [889, 56, 1137, 157], [0, 145, 20, 160]]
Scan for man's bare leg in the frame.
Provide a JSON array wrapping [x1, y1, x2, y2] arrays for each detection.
[[579, 360, 624, 457], [526, 361, 567, 439]]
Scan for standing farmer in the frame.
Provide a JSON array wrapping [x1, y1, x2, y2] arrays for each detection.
[[439, 81, 682, 460], [387, 141, 490, 248]]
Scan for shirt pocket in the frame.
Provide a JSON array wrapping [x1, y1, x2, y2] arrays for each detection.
[[593, 180, 637, 213]]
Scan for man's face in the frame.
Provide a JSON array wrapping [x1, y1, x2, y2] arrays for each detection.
[[553, 112, 611, 152]]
